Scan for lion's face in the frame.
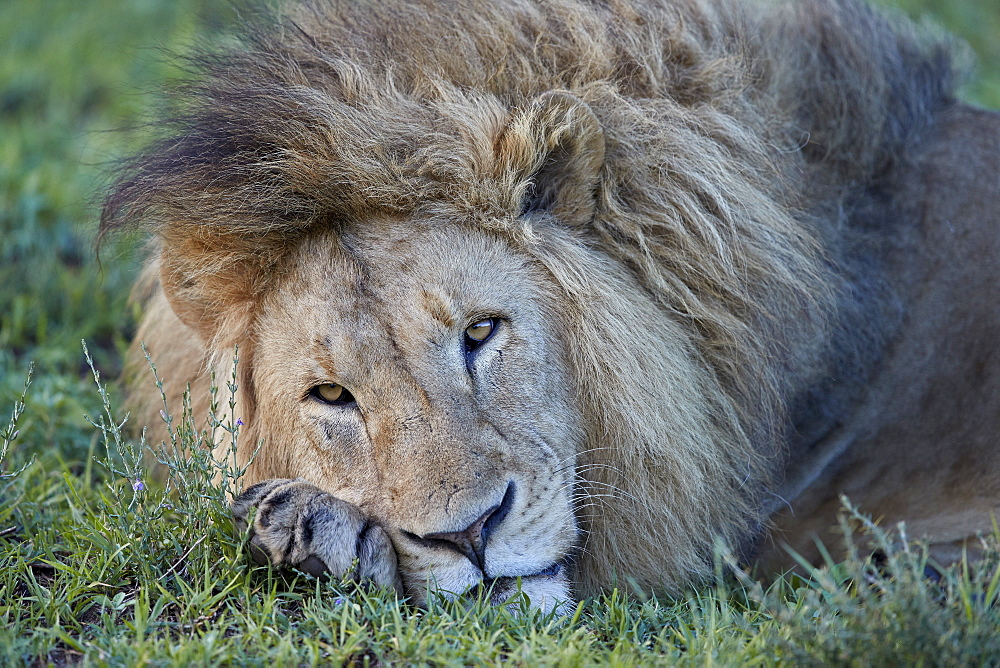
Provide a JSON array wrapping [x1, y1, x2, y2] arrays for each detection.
[[248, 219, 583, 607]]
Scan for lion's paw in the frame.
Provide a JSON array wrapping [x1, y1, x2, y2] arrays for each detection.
[[232, 478, 400, 591]]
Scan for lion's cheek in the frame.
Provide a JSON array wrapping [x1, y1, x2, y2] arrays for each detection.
[[277, 416, 382, 505], [481, 486, 579, 571]]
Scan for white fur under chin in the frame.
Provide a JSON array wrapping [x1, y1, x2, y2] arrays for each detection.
[[408, 566, 573, 614], [490, 572, 574, 615]]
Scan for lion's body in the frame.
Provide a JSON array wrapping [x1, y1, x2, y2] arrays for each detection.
[[759, 104, 1000, 570], [105, 0, 1000, 606]]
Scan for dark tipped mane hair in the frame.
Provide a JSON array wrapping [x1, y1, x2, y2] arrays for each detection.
[[102, 0, 961, 587]]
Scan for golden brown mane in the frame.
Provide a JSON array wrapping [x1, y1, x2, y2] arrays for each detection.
[[102, 0, 961, 592]]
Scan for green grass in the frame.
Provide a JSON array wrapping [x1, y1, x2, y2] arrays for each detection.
[[2, 0, 999, 664]]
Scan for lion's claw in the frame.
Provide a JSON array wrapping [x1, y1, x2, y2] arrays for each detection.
[[233, 478, 400, 592]]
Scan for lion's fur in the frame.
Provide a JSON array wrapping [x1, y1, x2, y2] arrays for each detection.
[[102, 0, 983, 597]]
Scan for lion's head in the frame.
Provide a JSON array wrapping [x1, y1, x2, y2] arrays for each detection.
[[248, 218, 585, 604], [103, 0, 955, 606]]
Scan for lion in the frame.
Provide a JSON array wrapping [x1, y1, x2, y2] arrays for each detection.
[[101, 0, 1000, 611]]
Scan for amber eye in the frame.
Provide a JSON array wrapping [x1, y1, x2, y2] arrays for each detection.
[[310, 383, 355, 405], [464, 318, 496, 350]]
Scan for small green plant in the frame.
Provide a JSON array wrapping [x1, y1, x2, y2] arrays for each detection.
[[0, 364, 33, 549], [726, 499, 1000, 664], [143, 343, 258, 513], [0, 364, 33, 483]]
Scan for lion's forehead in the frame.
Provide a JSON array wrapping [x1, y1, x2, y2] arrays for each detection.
[[272, 224, 544, 342]]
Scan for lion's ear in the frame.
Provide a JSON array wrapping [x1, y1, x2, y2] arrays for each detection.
[[497, 91, 606, 225], [156, 230, 264, 348]]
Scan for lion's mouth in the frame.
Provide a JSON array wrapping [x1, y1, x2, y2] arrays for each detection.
[[519, 561, 562, 578], [478, 560, 564, 592], [472, 561, 571, 612]]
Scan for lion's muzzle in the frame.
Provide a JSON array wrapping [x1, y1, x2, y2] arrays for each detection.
[[399, 480, 516, 575]]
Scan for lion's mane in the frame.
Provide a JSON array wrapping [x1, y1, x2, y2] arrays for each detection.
[[102, 0, 957, 592]]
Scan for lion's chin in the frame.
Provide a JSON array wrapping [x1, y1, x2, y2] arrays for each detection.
[[408, 562, 574, 614], [486, 569, 574, 615]]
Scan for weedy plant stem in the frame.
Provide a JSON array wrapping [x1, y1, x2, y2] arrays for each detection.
[[1, 363, 34, 481]]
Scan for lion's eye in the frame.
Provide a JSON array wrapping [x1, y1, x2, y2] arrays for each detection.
[[310, 383, 355, 405], [464, 318, 497, 350]]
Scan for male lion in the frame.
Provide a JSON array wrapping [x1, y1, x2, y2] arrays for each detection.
[[102, 0, 1000, 611]]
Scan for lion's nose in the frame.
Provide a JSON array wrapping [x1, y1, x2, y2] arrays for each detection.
[[403, 481, 516, 572]]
